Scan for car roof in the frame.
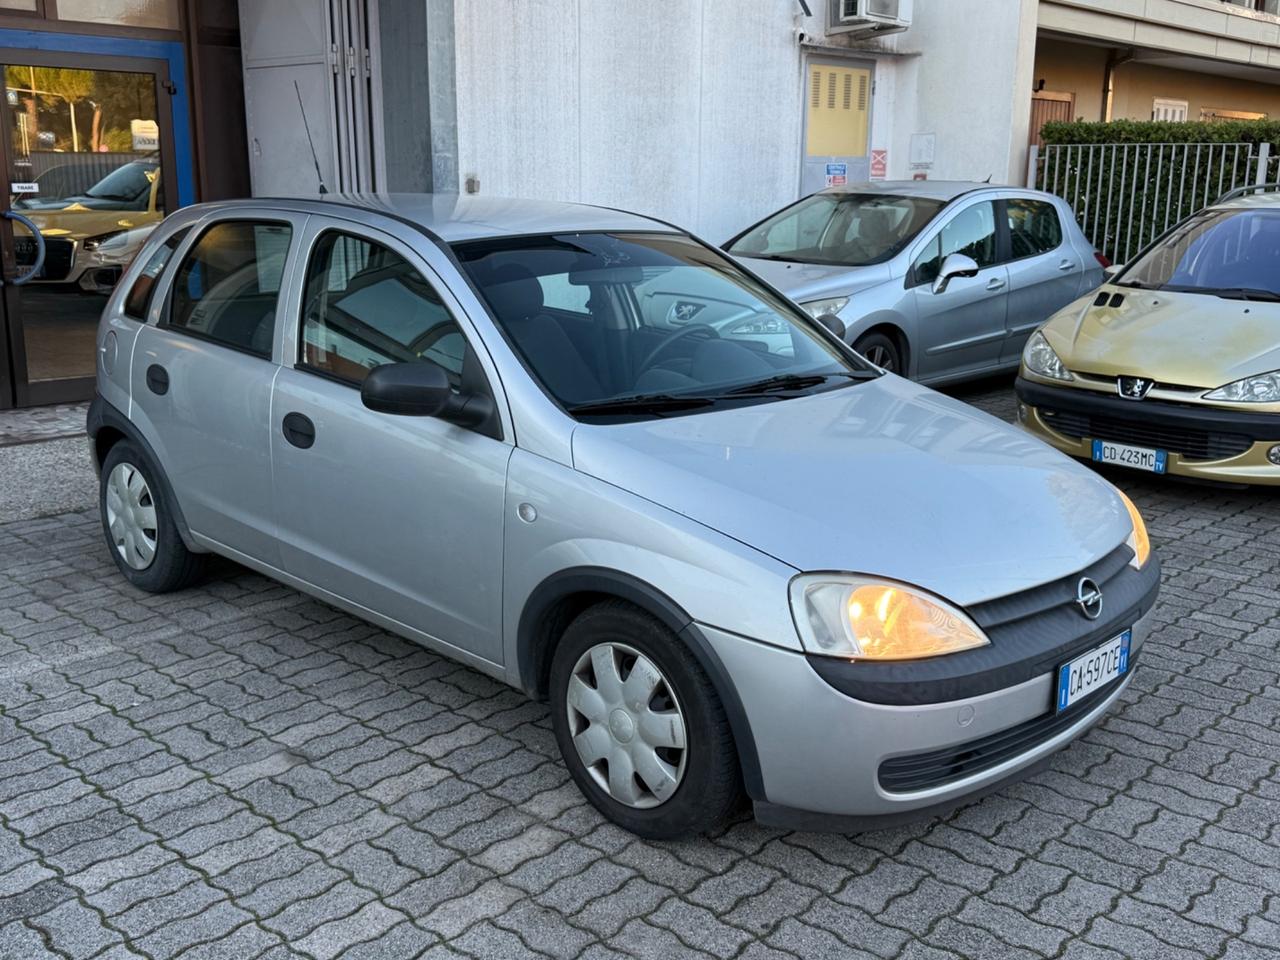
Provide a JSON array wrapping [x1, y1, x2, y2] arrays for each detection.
[[818, 180, 1007, 202], [244, 193, 677, 243], [1211, 192, 1280, 212]]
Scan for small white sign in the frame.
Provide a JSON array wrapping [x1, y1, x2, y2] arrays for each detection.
[[11, 181, 38, 193], [909, 133, 935, 168], [131, 119, 160, 152]]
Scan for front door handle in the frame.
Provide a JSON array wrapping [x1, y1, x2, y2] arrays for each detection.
[[986, 278, 1006, 291], [282, 412, 315, 449], [145, 364, 169, 395]]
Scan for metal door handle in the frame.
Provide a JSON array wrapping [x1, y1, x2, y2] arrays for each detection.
[[2, 211, 44, 286], [282, 412, 315, 449], [986, 278, 1006, 291], [1057, 260, 1074, 271], [145, 364, 169, 396]]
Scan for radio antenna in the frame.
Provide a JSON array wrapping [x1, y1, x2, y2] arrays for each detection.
[[294, 80, 328, 195]]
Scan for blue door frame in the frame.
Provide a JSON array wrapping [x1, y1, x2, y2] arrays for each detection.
[[0, 28, 195, 207]]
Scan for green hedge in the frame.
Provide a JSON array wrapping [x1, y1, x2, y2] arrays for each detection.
[[1041, 119, 1280, 150], [1036, 120, 1275, 262]]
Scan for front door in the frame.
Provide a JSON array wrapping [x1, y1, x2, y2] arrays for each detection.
[[801, 61, 872, 196], [0, 51, 178, 409]]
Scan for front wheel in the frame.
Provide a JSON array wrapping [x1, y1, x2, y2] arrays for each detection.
[[99, 440, 205, 593], [853, 331, 902, 374], [549, 601, 742, 839]]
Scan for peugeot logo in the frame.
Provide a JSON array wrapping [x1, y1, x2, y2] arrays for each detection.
[[1076, 577, 1104, 621], [1117, 376, 1152, 400]]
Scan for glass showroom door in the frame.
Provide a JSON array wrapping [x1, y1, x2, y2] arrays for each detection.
[[0, 51, 177, 407]]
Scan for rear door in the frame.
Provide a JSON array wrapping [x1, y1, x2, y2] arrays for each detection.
[[268, 217, 512, 665], [1000, 196, 1083, 364], [908, 199, 1009, 381], [129, 213, 301, 566]]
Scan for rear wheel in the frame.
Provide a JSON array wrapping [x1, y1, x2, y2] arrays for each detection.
[[99, 440, 204, 593], [853, 331, 902, 374], [549, 601, 741, 839]]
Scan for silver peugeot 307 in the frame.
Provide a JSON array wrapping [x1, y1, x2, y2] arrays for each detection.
[[725, 181, 1106, 384], [89, 194, 1158, 838]]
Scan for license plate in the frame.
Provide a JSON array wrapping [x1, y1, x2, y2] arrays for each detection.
[[1091, 439, 1167, 474], [1056, 629, 1131, 712]]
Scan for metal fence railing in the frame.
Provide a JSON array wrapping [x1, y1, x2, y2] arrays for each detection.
[[1027, 141, 1273, 265]]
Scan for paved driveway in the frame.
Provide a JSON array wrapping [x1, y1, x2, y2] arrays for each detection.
[[1, 385, 1279, 959]]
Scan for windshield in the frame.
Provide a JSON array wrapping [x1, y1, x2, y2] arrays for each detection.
[[85, 162, 156, 206], [454, 231, 876, 420], [726, 193, 944, 266], [1119, 207, 1280, 298]]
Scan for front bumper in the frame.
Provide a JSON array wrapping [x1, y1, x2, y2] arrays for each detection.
[[704, 603, 1155, 829], [1015, 376, 1280, 486]]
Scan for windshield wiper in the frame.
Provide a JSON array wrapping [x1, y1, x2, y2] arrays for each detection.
[[723, 371, 872, 396], [566, 393, 718, 416], [1205, 287, 1280, 302]]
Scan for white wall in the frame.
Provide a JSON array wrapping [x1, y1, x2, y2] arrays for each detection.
[[454, 0, 812, 242]]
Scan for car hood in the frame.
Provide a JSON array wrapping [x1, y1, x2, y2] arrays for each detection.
[[1042, 287, 1280, 388], [571, 375, 1130, 608], [14, 208, 160, 243], [737, 256, 891, 305]]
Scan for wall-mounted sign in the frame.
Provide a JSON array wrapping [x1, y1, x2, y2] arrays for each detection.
[[825, 162, 848, 188], [870, 149, 887, 179], [909, 133, 935, 171], [11, 182, 39, 193], [131, 119, 160, 152]]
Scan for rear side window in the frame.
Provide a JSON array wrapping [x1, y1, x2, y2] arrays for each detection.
[[124, 227, 188, 320], [1006, 199, 1063, 259], [913, 201, 998, 284], [299, 230, 467, 385], [168, 221, 292, 357]]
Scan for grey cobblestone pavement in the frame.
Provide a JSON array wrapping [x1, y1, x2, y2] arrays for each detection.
[[0, 403, 87, 448], [2, 383, 1279, 959]]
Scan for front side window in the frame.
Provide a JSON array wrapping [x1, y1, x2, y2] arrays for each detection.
[[455, 231, 877, 419], [1006, 198, 1063, 259], [168, 221, 291, 356], [1119, 207, 1280, 298], [300, 231, 467, 384], [124, 226, 187, 320], [913, 202, 998, 285], [727, 193, 944, 267]]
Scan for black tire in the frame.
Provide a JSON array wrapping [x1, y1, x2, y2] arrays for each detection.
[[853, 331, 902, 374], [99, 440, 205, 593], [549, 600, 742, 839]]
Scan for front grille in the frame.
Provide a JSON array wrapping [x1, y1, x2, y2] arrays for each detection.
[[14, 236, 74, 281], [877, 659, 1134, 793], [1041, 406, 1253, 462]]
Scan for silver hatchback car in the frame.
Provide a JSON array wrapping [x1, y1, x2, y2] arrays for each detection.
[[726, 182, 1106, 384], [89, 194, 1158, 838]]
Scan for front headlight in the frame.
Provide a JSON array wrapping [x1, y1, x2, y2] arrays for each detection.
[[1115, 489, 1150, 569], [81, 230, 126, 252], [1204, 370, 1280, 403], [800, 297, 850, 319], [789, 574, 990, 661], [1022, 331, 1074, 382]]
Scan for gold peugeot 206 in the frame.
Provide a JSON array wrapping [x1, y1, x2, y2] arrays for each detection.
[[1015, 188, 1280, 485]]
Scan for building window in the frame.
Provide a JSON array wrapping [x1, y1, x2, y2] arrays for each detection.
[[1152, 98, 1189, 122]]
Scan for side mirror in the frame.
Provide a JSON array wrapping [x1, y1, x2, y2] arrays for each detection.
[[815, 312, 846, 340], [362, 361, 496, 428], [1103, 263, 1124, 280], [931, 253, 980, 295]]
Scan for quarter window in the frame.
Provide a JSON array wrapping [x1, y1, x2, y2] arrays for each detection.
[[1006, 199, 1063, 259], [124, 227, 188, 320], [168, 221, 291, 357], [913, 202, 998, 285], [300, 231, 467, 385]]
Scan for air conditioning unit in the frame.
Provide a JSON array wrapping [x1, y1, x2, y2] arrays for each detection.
[[828, 0, 912, 37]]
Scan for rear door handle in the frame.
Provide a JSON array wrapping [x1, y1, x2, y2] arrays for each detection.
[[986, 278, 1006, 291], [282, 412, 315, 449], [145, 364, 169, 395], [1057, 259, 1075, 271]]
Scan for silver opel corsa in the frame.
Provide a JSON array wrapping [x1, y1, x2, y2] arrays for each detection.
[[89, 194, 1159, 838]]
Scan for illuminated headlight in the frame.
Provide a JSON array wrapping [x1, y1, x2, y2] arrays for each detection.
[[789, 574, 990, 661], [800, 297, 849, 319], [1022, 331, 1074, 382], [1204, 370, 1280, 403], [1115, 489, 1151, 570]]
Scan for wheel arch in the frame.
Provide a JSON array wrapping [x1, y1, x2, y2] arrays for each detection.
[[851, 320, 910, 375], [517, 566, 765, 799]]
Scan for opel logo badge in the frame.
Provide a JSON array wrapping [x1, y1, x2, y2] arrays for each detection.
[[1076, 577, 1103, 621], [1117, 376, 1152, 400]]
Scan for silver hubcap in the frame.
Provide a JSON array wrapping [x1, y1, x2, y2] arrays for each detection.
[[863, 343, 895, 371], [566, 642, 688, 809], [105, 462, 158, 570]]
